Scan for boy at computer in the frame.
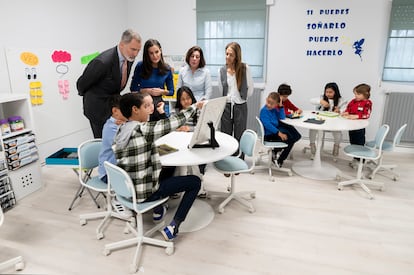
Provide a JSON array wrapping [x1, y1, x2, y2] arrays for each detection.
[[113, 92, 204, 241]]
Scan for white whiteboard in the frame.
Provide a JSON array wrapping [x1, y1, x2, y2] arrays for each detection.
[[5, 47, 92, 145]]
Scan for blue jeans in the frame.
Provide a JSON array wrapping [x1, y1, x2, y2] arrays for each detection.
[[145, 172, 201, 223]]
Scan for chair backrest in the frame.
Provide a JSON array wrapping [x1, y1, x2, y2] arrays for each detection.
[[239, 129, 258, 158], [392, 123, 407, 147], [78, 139, 102, 170], [255, 116, 265, 144], [373, 124, 390, 157], [104, 161, 135, 202]]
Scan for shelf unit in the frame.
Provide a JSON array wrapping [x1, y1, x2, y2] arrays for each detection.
[[0, 94, 41, 209]]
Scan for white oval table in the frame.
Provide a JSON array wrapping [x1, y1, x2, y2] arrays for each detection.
[[155, 131, 238, 232], [283, 111, 369, 180]]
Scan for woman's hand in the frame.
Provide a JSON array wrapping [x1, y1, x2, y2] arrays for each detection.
[[146, 88, 167, 96]]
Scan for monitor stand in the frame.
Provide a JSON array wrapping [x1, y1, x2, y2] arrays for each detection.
[[192, 122, 220, 149]]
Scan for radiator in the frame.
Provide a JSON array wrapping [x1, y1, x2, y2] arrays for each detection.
[[246, 88, 264, 130], [382, 92, 414, 145]]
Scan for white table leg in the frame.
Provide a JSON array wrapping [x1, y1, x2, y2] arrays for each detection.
[[292, 130, 339, 180]]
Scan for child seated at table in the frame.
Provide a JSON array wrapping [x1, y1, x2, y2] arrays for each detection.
[[98, 95, 132, 218], [113, 92, 204, 241], [341, 83, 372, 164], [260, 92, 301, 168], [174, 86, 207, 196], [277, 84, 302, 161], [308, 82, 344, 157], [175, 86, 198, 132]]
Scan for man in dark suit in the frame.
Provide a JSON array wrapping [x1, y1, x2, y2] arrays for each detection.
[[77, 29, 142, 138]]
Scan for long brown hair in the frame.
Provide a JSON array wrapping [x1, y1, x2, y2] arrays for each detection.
[[141, 39, 170, 79], [225, 42, 245, 91]]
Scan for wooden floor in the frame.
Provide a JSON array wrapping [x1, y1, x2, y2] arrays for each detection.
[[1, 140, 414, 275]]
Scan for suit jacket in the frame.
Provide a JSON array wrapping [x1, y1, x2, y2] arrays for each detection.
[[77, 46, 133, 125]]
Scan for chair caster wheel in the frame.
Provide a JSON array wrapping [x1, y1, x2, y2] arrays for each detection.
[[270, 177, 275, 182], [393, 176, 398, 181], [165, 246, 174, 255], [227, 187, 231, 192], [97, 232, 104, 240], [15, 262, 25, 271], [250, 193, 256, 199], [103, 249, 111, 256], [123, 227, 130, 234], [380, 187, 385, 192], [218, 208, 224, 214], [249, 208, 255, 213], [337, 187, 342, 191], [80, 219, 87, 226], [288, 171, 293, 176], [129, 264, 138, 273]]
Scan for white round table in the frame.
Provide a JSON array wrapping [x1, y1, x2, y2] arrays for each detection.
[[283, 111, 369, 180], [155, 131, 238, 232]]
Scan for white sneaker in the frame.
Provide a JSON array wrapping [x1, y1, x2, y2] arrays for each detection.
[[111, 198, 133, 219]]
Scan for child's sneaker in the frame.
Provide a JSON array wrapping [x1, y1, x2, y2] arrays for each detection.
[[111, 198, 133, 219], [153, 204, 168, 223], [161, 222, 178, 241]]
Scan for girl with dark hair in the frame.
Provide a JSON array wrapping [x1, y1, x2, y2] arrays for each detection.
[[309, 82, 344, 157]]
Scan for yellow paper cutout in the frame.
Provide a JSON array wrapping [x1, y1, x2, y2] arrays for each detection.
[[20, 52, 39, 66]]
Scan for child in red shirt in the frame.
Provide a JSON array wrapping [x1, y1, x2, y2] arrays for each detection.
[[341, 83, 372, 146], [278, 84, 303, 116]]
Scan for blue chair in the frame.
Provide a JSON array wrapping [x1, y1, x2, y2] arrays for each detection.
[[78, 139, 129, 240], [0, 207, 25, 272], [254, 117, 292, 181], [210, 129, 257, 213], [366, 123, 407, 181], [337, 124, 390, 199], [103, 161, 173, 273]]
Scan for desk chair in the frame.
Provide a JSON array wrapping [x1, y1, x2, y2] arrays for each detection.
[[366, 123, 407, 181], [0, 207, 25, 272], [337, 124, 389, 199], [78, 139, 129, 240], [103, 161, 173, 273], [210, 129, 257, 213], [254, 117, 292, 181]]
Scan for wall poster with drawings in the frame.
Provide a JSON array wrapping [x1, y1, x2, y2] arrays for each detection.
[[5, 47, 92, 145]]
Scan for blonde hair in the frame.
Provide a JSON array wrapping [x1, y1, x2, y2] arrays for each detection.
[[354, 83, 371, 99]]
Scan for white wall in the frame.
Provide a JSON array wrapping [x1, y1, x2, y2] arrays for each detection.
[[0, 0, 412, 161], [127, 0, 414, 141], [0, 0, 129, 160]]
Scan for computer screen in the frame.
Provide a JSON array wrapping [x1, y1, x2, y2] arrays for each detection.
[[188, 96, 227, 149]]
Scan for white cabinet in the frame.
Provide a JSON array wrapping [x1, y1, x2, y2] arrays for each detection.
[[0, 94, 41, 207]]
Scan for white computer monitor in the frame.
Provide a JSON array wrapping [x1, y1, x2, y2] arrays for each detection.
[[188, 96, 227, 149]]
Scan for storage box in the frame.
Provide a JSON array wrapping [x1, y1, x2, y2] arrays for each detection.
[[45, 148, 78, 166]]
